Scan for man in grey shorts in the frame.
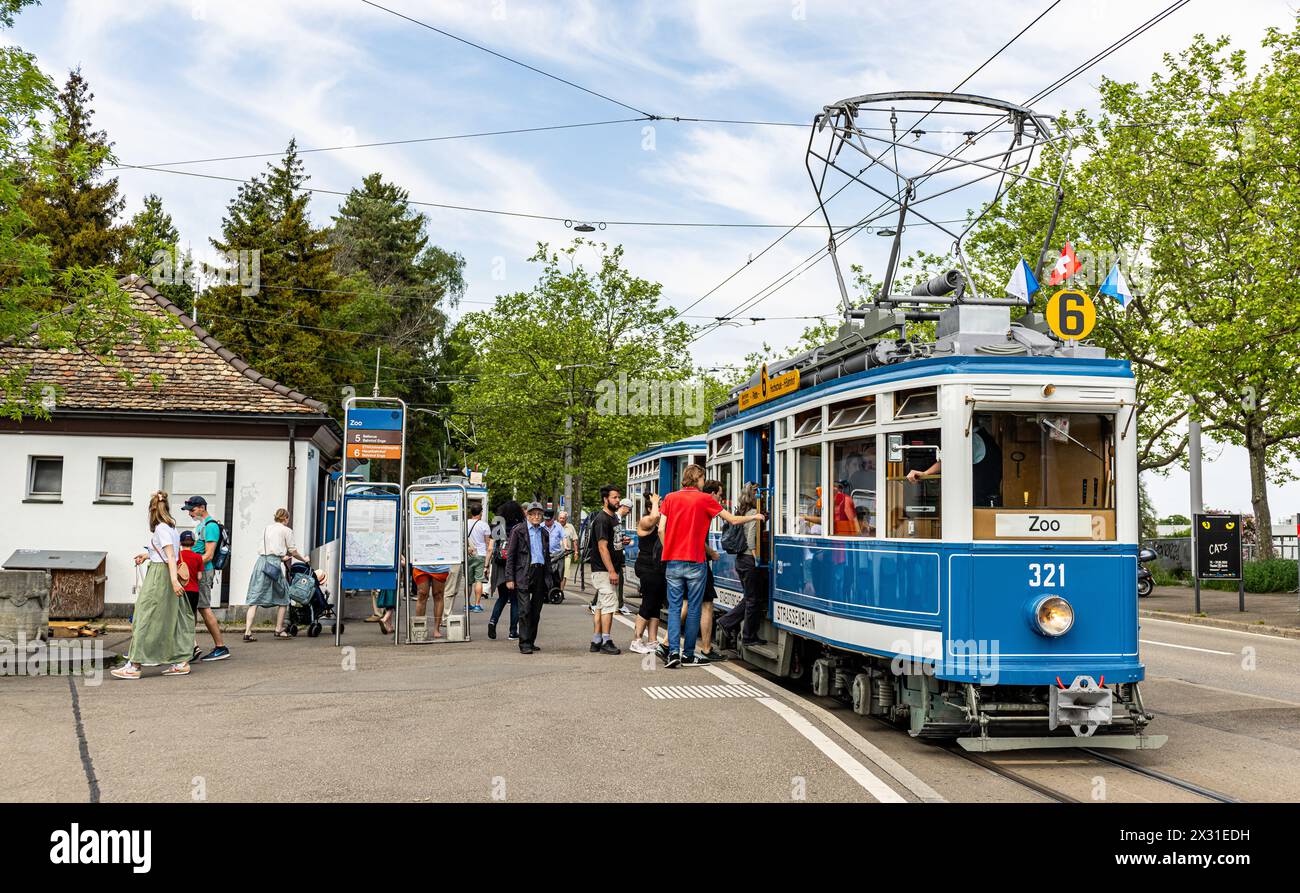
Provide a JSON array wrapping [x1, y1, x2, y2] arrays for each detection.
[[182, 496, 230, 661]]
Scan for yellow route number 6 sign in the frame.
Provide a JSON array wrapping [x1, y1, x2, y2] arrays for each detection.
[[1045, 289, 1096, 341]]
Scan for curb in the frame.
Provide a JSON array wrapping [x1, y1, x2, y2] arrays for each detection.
[[1139, 609, 1300, 639]]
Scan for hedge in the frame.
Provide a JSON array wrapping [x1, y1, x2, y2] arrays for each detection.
[[1201, 559, 1299, 594]]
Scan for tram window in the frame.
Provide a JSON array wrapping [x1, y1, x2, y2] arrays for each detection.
[[886, 429, 941, 539], [712, 461, 735, 530], [831, 437, 876, 537], [775, 417, 789, 441], [794, 443, 824, 535], [828, 395, 876, 430], [973, 411, 1116, 540], [894, 386, 938, 419], [792, 407, 822, 439], [777, 450, 792, 535]]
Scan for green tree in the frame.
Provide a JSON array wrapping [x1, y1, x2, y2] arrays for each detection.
[[1, 2, 172, 418], [202, 141, 357, 405], [453, 241, 707, 510], [329, 173, 465, 478], [17, 67, 126, 271], [122, 192, 195, 313]]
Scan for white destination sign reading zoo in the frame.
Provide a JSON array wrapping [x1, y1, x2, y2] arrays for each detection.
[[995, 512, 1095, 538]]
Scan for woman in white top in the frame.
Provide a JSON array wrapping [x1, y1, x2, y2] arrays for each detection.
[[243, 508, 309, 641], [111, 491, 196, 679]]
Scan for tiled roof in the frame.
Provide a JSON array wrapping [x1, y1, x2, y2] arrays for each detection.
[[0, 275, 329, 415]]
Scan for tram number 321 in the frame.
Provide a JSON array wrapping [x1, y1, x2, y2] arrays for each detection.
[[1028, 562, 1065, 587]]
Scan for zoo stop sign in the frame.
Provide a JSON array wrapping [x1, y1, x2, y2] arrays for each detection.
[[1045, 289, 1096, 341], [1194, 513, 1242, 580]]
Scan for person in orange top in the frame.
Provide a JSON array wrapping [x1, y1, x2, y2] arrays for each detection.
[[832, 480, 860, 536]]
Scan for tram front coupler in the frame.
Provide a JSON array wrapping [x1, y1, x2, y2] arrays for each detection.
[[1048, 675, 1113, 737]]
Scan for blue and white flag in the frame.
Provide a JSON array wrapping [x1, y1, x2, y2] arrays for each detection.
[[1004, 258, 1039, 305], [1098, 262, 1134, 309]]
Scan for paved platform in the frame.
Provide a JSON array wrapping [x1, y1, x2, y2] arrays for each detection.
[[0, 585, 929, 803], [1142, 585, 1300, 638]]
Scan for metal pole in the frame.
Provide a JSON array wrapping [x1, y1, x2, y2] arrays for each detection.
[[1189, 416, 1203, 614], [564, 366, 574, 518]]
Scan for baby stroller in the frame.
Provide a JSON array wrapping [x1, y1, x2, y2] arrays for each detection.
[[546, 553, 567, 604], [286, 562, 333, 637]]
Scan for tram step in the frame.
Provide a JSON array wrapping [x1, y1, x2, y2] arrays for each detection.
[[740, 641, 778, 662]]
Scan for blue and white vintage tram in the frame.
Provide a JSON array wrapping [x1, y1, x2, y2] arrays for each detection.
[[641, 303, 1164, 751], [624, 437, 706, 567]]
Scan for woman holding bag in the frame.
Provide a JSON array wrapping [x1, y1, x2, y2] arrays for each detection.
[[112, 491, 195, 679], [243, 508, 309, 641]]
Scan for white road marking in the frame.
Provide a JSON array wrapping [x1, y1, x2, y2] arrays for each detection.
[[1142, 616, 1298, 643], [756, 697, 906, 803], [617, 608, 921, 802], [714, 663, 947, 804], [1140, 639, 1233, 656]]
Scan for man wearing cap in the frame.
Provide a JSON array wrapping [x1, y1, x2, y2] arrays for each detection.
[[504, 502, 552, 654], [182, 496, 230, 662]]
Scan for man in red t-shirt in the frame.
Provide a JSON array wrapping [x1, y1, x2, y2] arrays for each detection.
[[658, 464, 763, 668]]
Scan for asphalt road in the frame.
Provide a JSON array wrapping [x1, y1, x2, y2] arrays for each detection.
[[3, 591, 1297, 803]]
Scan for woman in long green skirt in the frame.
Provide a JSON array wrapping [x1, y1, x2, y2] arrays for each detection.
[[112, 491, 196, 679]]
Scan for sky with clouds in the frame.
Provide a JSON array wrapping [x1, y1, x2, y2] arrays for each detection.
[[8, 0, 1300, 520]]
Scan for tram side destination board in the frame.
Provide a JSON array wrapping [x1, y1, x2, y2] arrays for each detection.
[[1194, 513, 1242, 580], [738, 363, 800, 411], [346, 407, 404, 461]]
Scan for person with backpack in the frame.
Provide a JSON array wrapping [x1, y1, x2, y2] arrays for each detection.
[[487, 500, 524, 640], [717, 482, 767, 647], [181, 496, 230, 662]]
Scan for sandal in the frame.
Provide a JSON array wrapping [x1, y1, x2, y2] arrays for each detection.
[[243, 633, 257, 642], [274, 630, 292, 639], [378, 619, 392, 635]]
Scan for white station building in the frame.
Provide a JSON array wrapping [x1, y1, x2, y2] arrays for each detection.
[[0, 276, 342, 612]]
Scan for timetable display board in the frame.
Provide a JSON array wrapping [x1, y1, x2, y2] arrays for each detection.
[[409, 490, 465, 567], [344, 494, 400, 570]]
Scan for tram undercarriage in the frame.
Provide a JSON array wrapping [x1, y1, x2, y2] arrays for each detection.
[[732, 628, 1167, 752]]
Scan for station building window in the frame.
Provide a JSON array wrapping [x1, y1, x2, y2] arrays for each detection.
[[972, 411, 1116, 540], [886, 429, 941, 539], [831, 436, 876, 537], [27, 456, 63, 501]]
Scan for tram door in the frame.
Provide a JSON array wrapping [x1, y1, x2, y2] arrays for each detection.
[[741, 425, 773, 564]]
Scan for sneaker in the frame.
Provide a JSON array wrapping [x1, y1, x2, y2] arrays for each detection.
[[683, 654, 711, 667], [110, 664, 140, 680], [619, 605, 635, 615], [508, 632, 519, 640], [192, 645, 203, 662], [590, 640, 602, 653], [665, 651, 682, 669], [472, 605, 485, 613], [629, 639, 654, 654], [487, 621, 497, 639], [656, 642, 669, 660], [599, 639, 621, 655], [741, 636, 768, 646], [162, 662, 191, 676], [200, 646, 231, 662], [587, 604, 596, 615], [702, 648, 727, 662]]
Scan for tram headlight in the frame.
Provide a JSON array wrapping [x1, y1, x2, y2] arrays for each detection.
[[1030, 596, 1074, 637]]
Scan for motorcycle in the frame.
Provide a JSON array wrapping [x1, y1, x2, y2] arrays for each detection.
[[1137, 547, 1157, 598]]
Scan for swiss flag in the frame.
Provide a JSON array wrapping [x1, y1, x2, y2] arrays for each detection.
[[1048, 241, 1082, 285]]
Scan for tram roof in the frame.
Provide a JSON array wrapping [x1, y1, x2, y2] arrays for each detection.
[[711, 354, 1133, 434], [627, 437, 707, 464]]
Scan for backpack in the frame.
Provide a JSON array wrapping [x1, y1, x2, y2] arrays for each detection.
[[720, 519, 749, 555], [205, 518, 232, 571], [491, 519, 509, 563]]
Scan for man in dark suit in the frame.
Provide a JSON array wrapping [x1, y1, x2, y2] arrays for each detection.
[[504, 502, 552, 654]]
